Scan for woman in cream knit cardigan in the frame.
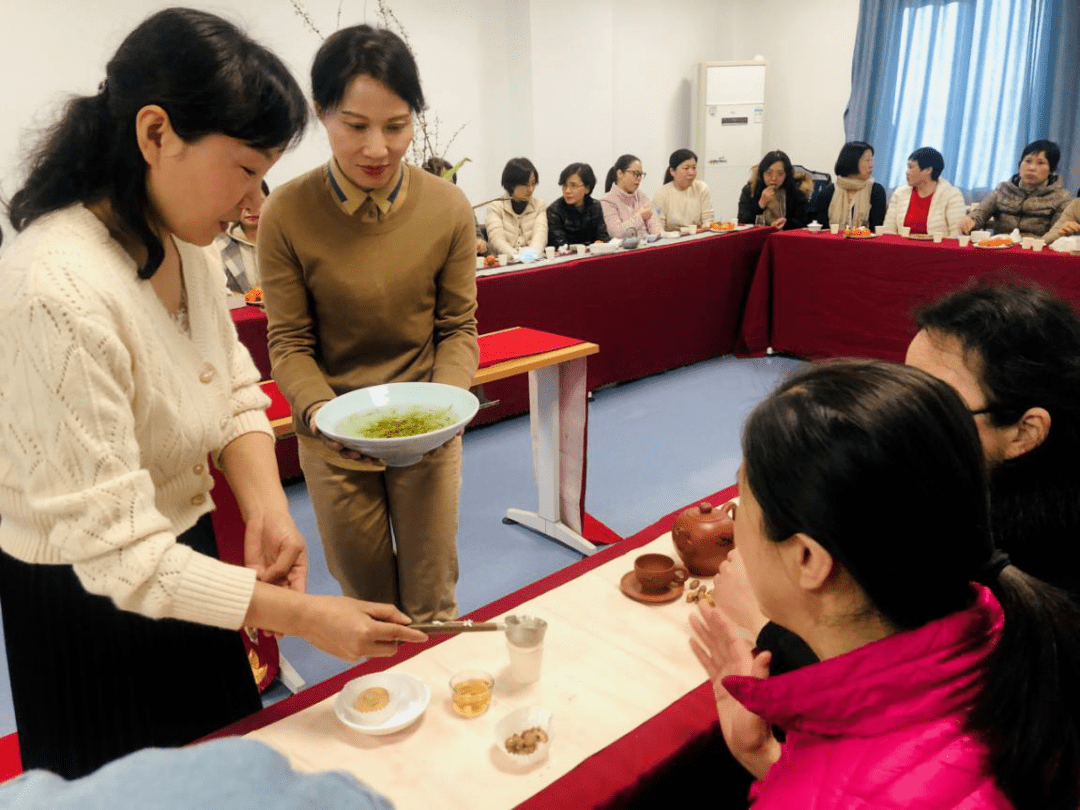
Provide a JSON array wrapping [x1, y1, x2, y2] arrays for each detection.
[[486, 157, 547, 256]]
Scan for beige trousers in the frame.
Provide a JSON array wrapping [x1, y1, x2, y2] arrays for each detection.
[[298, 436, 461, 622]]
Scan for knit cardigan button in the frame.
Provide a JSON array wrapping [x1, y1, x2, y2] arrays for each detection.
[[190, 494, 206, 506], [193, 463, 205, 474], [198, 364, 216, 384]]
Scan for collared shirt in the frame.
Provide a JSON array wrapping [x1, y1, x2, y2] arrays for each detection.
[[213, 222, 258, 293], [326, 159, 408, 222]]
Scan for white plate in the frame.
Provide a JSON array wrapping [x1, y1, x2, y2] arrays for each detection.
[[335, 672, 431, 736], [972, 242, 1014, 250]]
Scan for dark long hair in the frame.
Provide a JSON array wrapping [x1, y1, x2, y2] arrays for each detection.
[[750, 150, 797, 199], [743, 359, 1080, 810], [834, 141, 873, 178], [604, 154, 639, 192], [916, 280, 1080, 596], [664, 148, 697, 184], [7, 8, 308, 279]]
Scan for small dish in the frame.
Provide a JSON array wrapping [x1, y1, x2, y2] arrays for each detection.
[[619, 570, 684, 604], [335, 672, 431, 736], [495, 707, 553, 767], [904, 232, 934, 240]]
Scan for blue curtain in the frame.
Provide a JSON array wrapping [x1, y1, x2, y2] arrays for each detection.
[[845, 0, 1080, 198]]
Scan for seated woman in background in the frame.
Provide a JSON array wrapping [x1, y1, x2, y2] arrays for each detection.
[[960, 140, 1073, 238], [600, 153, 662, 238], [653, 149, 713, 230], [213, 180, 269, 294], [546, 162, 609, 247], [486, 157, 547, 256], [737, 150, 810, 230], [423, 156, 488, 256], [691, 359, 1080, 810], [1045, 198, 1080, 244], [882, 146, 965, 235], [812, 141, 886, 229]]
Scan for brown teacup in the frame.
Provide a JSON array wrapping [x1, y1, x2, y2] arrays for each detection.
[[634, 553, 689, 592]]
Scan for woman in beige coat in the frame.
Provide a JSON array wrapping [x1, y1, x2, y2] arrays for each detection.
[[486, 157, 547, 257]]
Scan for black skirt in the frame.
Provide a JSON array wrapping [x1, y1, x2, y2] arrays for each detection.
[[0, 514, 261, 778]]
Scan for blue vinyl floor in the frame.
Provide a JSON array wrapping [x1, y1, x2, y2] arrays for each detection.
[[0, 354, 802, 740]]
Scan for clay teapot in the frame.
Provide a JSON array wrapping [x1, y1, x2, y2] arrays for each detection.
[[671, 501, 735, 576], [620, 226, 640, 250]]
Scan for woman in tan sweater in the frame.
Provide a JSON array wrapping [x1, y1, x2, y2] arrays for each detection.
[[259, 26, 479, 622]]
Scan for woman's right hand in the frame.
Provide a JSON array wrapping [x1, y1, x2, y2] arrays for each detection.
[[638, 206, 653, 222], [1058, 221, 1080, 237], [302, 595, 428, 659], [959, 216, 976, 234], [758, 186, 776, 208], [690, 602, 780, 779], [713, 549, 768, 637]]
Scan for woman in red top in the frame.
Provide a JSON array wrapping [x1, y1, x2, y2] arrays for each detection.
[[882, 146, 966, 235]]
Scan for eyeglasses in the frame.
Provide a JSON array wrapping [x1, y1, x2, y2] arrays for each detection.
[[627, 171, 645, 179], [561, 182, 584, 190]]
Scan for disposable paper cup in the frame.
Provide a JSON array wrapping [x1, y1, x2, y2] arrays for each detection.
[[544, 246, 555, 259], [932, 233, 944, 243], [498, 254, 509, 267], [573, 244, 586, 255], [829, 224, 840, 234], [875, 225, 886, 236], [1033, 240, 1045, 252], [957, 235, 971, 247], [475, 256, 485, 269], [899, 226, 911, 238]]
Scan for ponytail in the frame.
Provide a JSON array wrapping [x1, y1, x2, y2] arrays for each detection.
[[9, 88, 164, 278], [605, 153, 640, 193], [604, 166, 618, 192], [968, 567, 1080, 810]]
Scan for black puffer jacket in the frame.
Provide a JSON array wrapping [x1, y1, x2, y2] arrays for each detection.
[[546, 197, 609, 246]]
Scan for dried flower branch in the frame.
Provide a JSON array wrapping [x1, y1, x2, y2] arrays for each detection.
[[288, 0, 324, 38]]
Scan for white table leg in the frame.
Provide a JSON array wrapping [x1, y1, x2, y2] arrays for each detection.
[[503, 364, 596, 555]]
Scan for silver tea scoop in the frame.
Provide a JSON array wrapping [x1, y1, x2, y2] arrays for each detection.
[[504, 615, 547, 648]]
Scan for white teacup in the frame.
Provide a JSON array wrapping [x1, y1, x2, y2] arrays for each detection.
[[807, 222, 823, 233]]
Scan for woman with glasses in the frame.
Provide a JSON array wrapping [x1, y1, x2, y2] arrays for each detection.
[[546, 162, 609, 247], [486, 157, 547, 257], [737, 150, 811, 230], [653, 149, 714, 230], [601, 153, 662, 239], [692, 359, 1080, 810]]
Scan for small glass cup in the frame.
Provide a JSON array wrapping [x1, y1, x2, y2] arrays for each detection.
[[450, 670, 494, 718], [754, 215, 766, 227]]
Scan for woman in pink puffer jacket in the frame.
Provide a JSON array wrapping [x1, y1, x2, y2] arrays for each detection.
[[691, 360, 1080, 810]]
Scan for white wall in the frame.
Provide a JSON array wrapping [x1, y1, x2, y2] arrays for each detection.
[[0, 0, 859, 248]]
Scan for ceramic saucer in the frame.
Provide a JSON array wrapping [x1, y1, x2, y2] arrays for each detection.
[[619, 571, 684, 604]]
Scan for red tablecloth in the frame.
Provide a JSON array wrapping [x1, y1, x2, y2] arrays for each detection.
[[201, 484, 740, 808], [232, 231, 770, 424], [738, 232, 1080, 361]]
